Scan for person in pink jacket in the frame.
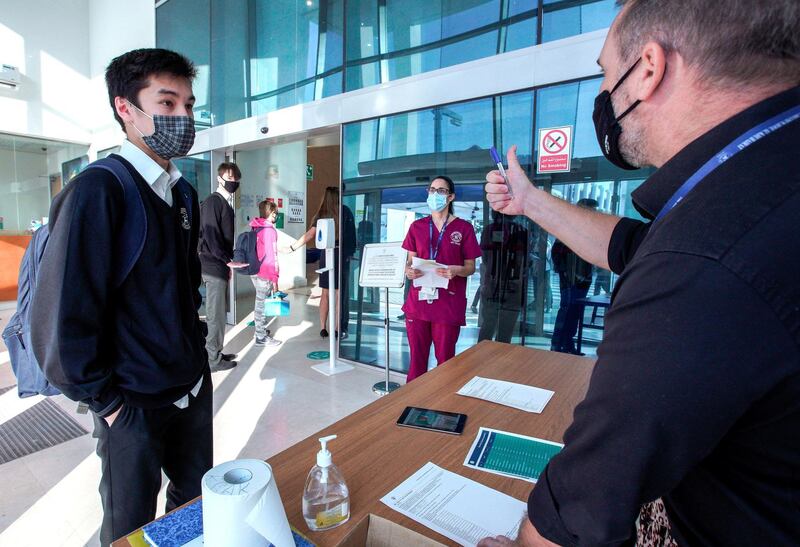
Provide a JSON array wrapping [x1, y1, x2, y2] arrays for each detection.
[[251, 200, 282, 347]]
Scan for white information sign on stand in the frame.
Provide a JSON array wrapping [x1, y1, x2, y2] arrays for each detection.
[[359, 243, 407, 395], [359, 242, 407, 289]]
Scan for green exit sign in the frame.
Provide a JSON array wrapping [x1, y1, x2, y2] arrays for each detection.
[[306, 164, 313, 180]]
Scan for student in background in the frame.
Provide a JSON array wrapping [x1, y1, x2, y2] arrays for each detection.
[[198, 162, 241, 371], [403, 176, 481, 382], [250, 199, 282, 347], [286, 186, 342, 338]]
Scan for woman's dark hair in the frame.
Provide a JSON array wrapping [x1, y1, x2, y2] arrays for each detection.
[[431, 175, 455, 215], [313, 186, 340, 228], [105, 48, 197, 132]]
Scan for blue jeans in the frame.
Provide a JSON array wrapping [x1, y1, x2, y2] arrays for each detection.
[[551, 285, 589, 353]]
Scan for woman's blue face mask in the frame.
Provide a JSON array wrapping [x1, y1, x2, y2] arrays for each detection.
[[427, 193, 448, 212]]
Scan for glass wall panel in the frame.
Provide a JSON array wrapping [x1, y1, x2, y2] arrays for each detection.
[[156, 0, 212, 129], [341, 78, 654, 371], [542, 0, 617, 43], [210, 0, 249, 125], [345, 0, 380, 62], [0, 134, 89, 234], [173, 152, 212, 204], [248, 0, 344, 115], [344, 0, 537, 91], [531, 77, 652, 354], [340, 91, 534, 372], [157, 0, 343, 125], [156, 0, 619, 119]]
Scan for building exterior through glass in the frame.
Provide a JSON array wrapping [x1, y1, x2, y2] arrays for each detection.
[[156, 0, 655, 373]]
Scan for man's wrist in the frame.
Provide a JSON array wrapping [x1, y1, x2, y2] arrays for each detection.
[[523, 186, 543, 221]]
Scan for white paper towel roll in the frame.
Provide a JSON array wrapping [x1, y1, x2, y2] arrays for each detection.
[[202, 459, 294, 547]]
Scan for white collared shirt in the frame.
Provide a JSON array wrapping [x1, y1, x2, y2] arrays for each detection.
[[118, 140, 182, 206], [174, 377, 203, 410], [117, 140, 202, 408], [216, 185, 234, 208]]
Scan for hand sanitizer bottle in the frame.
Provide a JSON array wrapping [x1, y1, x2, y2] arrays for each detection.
[[302, 435, 350, 531]]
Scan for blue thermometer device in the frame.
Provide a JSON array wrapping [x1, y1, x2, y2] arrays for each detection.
[[489, 146, 514, 199]]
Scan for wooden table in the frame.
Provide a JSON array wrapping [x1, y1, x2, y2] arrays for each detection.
[[114, 341, 595, 546]]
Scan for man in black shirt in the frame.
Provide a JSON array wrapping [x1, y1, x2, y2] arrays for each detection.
[[198, 162, 241, 372], [31, 49, 212, 546], [481, 0, 800, 545]]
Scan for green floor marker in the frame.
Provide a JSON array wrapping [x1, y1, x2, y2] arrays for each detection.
[[307, 351, 330, 360], [247, 321, 255, 327]]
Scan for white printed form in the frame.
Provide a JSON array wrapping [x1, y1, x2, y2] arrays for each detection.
[[411, 257, 449, 289], [380, 462, 526, 547], [457, 376, 554, 414]]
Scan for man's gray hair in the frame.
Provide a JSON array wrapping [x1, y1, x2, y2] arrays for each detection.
[[614, 0, 800, 87]]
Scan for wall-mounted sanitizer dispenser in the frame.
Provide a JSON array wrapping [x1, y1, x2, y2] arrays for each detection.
[[316, 218, 335, 249]]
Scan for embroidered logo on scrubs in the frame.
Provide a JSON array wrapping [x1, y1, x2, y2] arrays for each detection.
[[450, 231, 463, 245], [180, 207, 191, 230]]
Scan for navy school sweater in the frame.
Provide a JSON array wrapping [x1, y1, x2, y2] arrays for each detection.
[[30, 155, 207, 417], [198, 192, 235, 280]]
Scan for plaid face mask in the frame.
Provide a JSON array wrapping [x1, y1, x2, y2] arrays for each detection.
[[128, 101, 196, 160]]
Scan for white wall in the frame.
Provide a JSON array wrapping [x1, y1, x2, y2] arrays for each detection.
[[87, 0, 156, 154], [0, 0, 154, 150], [0, 0, 92, 143]]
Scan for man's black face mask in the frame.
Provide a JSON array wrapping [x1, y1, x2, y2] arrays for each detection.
[[592, 57, 642, 170]]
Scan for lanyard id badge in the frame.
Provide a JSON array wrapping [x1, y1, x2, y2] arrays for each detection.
[[419, 286, 438, 302], [429, 216, 451, 261]]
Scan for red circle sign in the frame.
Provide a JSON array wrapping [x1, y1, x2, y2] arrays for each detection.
[[543, 129, 568, 153]]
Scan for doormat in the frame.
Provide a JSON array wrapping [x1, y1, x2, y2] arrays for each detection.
[[0, 398, 89, 464]]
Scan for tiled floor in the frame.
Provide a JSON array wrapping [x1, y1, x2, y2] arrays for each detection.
[[0, 284, 398, 546]]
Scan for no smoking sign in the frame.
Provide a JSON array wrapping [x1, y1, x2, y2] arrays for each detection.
[[537, 125, 573, 173]]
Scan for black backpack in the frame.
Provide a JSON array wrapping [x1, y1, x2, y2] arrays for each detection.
[[232, 226, 265, 276]]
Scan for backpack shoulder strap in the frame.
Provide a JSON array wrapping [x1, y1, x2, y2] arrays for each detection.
[[88, 157, 147, 287], [27, 224, 50, 290]]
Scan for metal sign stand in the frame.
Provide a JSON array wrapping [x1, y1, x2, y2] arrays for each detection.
[[373, 286, 401, 395], [312, 247, 354, 376], [357, 242, 407, 396]]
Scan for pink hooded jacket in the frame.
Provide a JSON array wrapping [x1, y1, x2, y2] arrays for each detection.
[[250, 217, 279, 283]]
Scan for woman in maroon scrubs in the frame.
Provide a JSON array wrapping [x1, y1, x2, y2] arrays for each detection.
[[402, 176, 481, 382]]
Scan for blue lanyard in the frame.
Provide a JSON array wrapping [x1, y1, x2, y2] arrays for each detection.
[[429, 216, 450, 261], [655, 104, 800, 223]]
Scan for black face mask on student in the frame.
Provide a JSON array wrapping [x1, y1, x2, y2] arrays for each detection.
[[222, 179, 240, 193], [592, 58, 642, 170]]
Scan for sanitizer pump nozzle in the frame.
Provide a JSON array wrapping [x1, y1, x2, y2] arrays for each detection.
[[317, 434, 336, 467]]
